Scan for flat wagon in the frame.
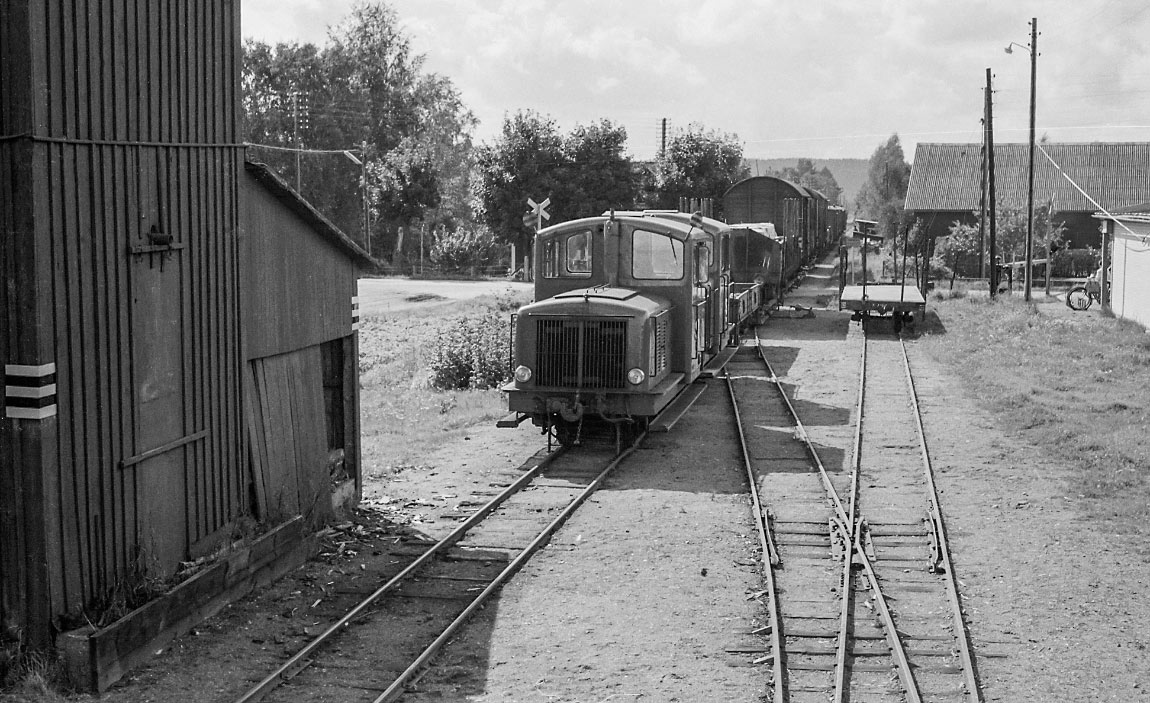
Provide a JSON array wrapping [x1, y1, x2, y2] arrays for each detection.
[[838, 221, 925, 332]]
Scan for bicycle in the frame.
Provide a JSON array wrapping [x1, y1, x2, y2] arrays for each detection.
[[1065, 278, 1105, 311]]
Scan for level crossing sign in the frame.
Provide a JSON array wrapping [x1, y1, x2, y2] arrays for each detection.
[[523, 197, 551, 230]]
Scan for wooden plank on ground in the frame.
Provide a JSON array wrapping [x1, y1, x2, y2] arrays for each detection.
[[85, 516, 310, 692]]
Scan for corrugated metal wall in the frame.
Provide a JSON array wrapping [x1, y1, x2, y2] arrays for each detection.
[[1, 0, 243, 635]]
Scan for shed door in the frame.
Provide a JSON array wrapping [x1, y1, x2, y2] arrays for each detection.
[[246, 347, 330, 521], [129, 248, 188, 574]]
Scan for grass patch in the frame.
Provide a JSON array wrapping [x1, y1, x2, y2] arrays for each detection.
[[357, 287, 532, 475], [1, 649, 70, 701], [916, 295, 1150, 536]]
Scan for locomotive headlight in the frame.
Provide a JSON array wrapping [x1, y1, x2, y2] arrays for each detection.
[[514, 365, 533, 383], [627, 367, 646, 385]]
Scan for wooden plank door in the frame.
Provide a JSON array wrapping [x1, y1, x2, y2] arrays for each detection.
[[129, 246, 187, 575]]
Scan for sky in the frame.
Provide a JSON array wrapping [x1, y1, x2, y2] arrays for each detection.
[[241, 0, 1150, 162]]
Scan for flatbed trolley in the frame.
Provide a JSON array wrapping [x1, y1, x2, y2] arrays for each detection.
[[838, 220, 926, 332]]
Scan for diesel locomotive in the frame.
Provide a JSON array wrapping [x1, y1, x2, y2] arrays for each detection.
[[501, 210, 778, 445]]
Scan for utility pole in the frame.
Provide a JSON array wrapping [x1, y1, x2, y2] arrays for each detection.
[[986, 68, 999, 298], [1024, 17, 1038, 301], [361, 140, 370, 256], [979, 83, 988, 280], [660, 118, 667, 157], [292, 91, 302, 191]]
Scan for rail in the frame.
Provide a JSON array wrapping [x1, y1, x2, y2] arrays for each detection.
[[232, 448, 566, 703], [729, 323, 981, 702]]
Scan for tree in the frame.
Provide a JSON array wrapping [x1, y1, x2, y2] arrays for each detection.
[[927, 199, 1066, 286], [428, 223, 501, 272], [778, 158, 843, 205], [241, 2, 476, 258], [652, 124, 748, 212], [855, 134, 911, 241], [562, 119, 636, 217], [475, 113, 638, 256], [932, 220, 981, 287], [474, 110, 567, 256], [991, 201, 1065, 265]]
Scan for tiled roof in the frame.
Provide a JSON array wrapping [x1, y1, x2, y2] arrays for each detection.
[[905, 142, 1150, 213]]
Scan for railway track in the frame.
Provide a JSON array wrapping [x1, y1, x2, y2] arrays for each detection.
[[230, 431, 641, 703], [727, 322, 980, 702]]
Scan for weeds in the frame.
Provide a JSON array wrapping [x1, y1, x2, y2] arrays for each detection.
[[427, 310, 510, 390], [918, 296, 1150, 535], [2, 649, 69, 701], [357, 287, 532, 471]]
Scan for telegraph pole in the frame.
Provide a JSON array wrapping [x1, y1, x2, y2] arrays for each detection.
[[361, 141, 370, 256], [1024, 17, 1038, 301], [979, 83, 988, 280], [986, 68, 999, 298]]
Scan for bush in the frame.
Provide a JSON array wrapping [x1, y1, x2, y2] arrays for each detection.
[[427, 310, 511, 390], [1052, 247, 1100, 277], [428, 224, 502, 273]]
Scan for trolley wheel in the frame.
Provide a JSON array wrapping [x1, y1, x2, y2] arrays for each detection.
[[1066, 286, 1092, 311], [892, 312, 904, 333]]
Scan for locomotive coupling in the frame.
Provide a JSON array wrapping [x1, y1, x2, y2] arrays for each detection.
[[547, 397, 584, 423]]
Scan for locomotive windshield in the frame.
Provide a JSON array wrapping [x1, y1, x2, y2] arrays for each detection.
[[541, 229, 593, 278], [632, 228, 683, 280]]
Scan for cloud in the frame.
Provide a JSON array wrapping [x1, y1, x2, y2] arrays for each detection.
[[243, 0, 1150, 158]]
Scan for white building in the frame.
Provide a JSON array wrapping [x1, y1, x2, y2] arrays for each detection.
[[1096, 204, 1150, 330]]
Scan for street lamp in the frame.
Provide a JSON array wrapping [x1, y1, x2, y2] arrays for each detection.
[[1005, 18, 1038, 301]]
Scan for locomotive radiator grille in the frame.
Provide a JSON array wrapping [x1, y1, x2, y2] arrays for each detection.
[[654, 311, 668, 375], [535, 318, 627, 389]]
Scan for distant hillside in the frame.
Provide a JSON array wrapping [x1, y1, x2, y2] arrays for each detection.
[[743, 157, 869, 213]]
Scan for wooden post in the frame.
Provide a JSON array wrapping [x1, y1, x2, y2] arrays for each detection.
[[986, 67, 999, 297], [1101, 220, 1112, 314], [1045, 238, 1052, 297]]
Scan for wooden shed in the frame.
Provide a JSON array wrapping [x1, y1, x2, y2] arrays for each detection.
[[1095, 205, 1150, 330], [240, 161, 373, 522], [1, 0, 371, 657]]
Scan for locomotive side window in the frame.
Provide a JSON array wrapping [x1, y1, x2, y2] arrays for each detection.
[[694, 243, 711, 283], [567, 230, 591, 274], [542, 229, 593, 279], [632, 228, 683, 280]]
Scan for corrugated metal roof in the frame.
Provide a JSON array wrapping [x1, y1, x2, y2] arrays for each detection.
[[905, 142, 1150, 213]]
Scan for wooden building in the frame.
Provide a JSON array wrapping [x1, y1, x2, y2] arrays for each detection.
[[1095, 204, 1150, 330], [241, 162, 372, 522], [1, 1, 370, 653], [905, 142, 1150, 249]]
